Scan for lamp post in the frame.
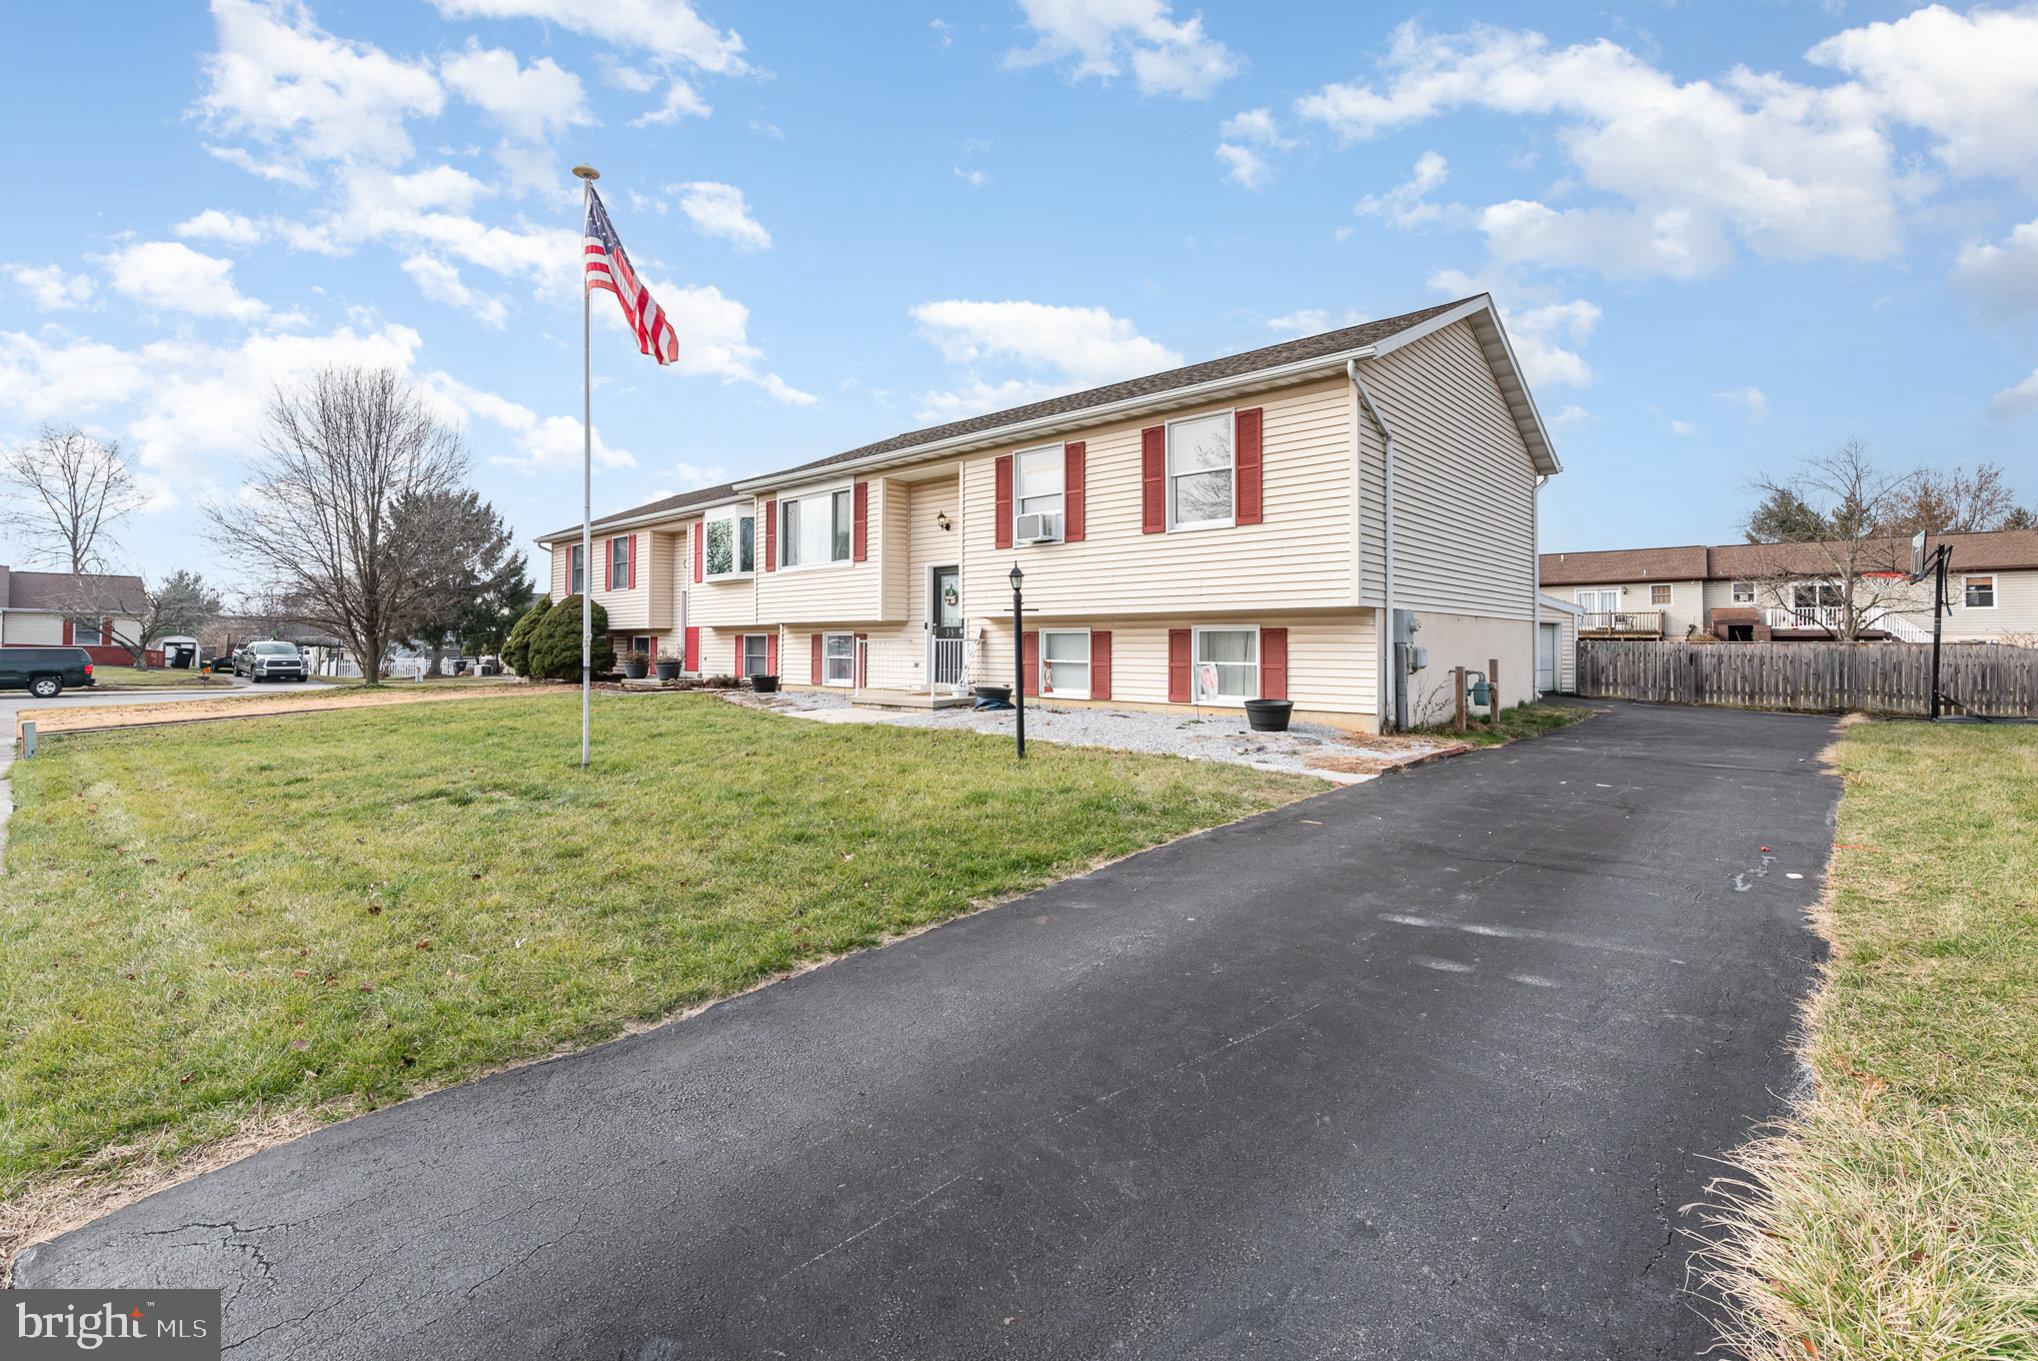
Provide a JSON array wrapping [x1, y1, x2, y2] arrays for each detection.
[[1009, 562, 1025, 760]]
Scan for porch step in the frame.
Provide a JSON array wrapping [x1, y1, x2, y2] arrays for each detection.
[[850, 688, 974, 711]]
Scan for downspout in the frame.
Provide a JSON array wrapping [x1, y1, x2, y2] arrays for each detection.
[[1348, 358, 1402, 731], [1533, 473, 1546, 697]]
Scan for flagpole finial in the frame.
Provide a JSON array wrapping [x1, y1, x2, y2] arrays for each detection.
[[572, 164, 600, 181]]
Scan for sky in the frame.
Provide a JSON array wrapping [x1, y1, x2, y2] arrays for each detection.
[[2, 0, 2037, 589]]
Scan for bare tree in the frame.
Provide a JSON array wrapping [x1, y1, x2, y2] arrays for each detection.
[[207, 367, 467, 685], [1884, 461, 2021, 536], [0, 426, 146, 571], [1745, 439, 1920, 640]]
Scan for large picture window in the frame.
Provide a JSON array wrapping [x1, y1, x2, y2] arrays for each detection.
[[1041, 629, 1090, 698], [1793, 581, 1845, 610], [1167, 412, 1234, 529], [706, 510, 755, 578], [1014, 446, 1064, 541], [823, 633, 854, 685], [1194, 627, 1258, 703], [781, 489, 852, 568]]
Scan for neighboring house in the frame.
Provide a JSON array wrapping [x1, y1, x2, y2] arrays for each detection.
[[1539, 529, 2038, 644], [0, 565, 151, 664], [537, 295, 1563, 732]]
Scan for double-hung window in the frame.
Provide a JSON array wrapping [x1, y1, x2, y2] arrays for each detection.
[[569, 544, 585, 595], [72, 618, 103, 646], [1041, 629, 1090, 698], [1194, 627, 1258, 703], [1793, 581, 1844, 610], [1650, 583, 1671, 605], [1167, 412, 1234, 529], [780, 489, 853, 568], [823, 633, 855, 686], [1731, 581, 1754, 604], [1964, 574, 1997, 608], [1013, 447, 1064, 542], [706, 509, 756, 579], [739, 634, 770, 678], [608, 537, 629, 590]]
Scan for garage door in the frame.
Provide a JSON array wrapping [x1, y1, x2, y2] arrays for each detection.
[[1537, 622, 1559, 692]]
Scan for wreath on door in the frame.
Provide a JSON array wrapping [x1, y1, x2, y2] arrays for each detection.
[[942, 584, 959, 608]]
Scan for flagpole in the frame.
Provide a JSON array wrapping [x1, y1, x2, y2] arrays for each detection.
[[573, 164, 600, 769]]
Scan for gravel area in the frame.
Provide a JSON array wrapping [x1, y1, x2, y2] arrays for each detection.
[[729, 690, 1464, 783]]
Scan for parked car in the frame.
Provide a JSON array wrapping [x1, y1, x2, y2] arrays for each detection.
[[0, 645, 96, 698], [234, 640, 309, 682]]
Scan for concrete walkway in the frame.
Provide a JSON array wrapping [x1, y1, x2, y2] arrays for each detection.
[[16, 701, 1839, 1359]]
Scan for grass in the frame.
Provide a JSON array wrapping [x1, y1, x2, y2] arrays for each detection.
[[0, 691, 1317, 1233], [1415, 699, 1593, 747], [86, 666, 228, 690], [1697, 720, 2038, 1360]]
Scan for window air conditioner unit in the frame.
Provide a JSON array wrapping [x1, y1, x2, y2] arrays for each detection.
[[1016, 512, 1062, 543]]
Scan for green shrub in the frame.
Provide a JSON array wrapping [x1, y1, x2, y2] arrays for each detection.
[[502, 596, 551, 676], [525, 595, 613, 680]]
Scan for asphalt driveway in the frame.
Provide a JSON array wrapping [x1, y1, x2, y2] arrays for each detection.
[[15, 700, 1839, 1359]]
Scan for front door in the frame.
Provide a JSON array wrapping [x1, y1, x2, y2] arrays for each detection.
[[929, 566, 962, 688]]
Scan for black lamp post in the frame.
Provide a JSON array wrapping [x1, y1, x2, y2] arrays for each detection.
[[1009, 562, 1025, 760]]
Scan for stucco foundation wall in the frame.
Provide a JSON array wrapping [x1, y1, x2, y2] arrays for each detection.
[[1404, 609, 1535, 724]]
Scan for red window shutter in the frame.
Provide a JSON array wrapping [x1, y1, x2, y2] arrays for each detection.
[[853, 481, 869, 562], [628, 534, 638, 589], [763, 499, 777, 572], [1091, 630, 1112, 700], [854, 632, 867, 688], [1235, 407, 1264, 525], [1063, 442, 1086, 542], [693, 523, 704, 583], [766, 632, 778, 675], [62, 619, 74, 645], [1022, 630, 1040, 696], [994, 456, 1014, 549], [1141, 426, 1166, 533], [1168, 628, 1191, 702], [684, 626, 700, 671], [811, 633, 823, 685], [1261, 626, 1288, 700], [733, 636, 742, 674]]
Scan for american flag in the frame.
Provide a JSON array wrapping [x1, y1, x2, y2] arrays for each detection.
[[584, 186, 679, 365]]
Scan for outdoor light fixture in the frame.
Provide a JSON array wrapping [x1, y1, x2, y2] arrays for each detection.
[[937, 510, 952, 532], [1009, 563, 1026, 760]]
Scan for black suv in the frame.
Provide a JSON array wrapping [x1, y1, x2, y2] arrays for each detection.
[[0, 646, 96, 698], [234, 640, 309, 682]]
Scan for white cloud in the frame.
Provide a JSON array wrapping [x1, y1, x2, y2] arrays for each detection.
[[671, 181, 770, 250], [641, 460, 731, 502], [643, 283, 814, 405], [1006, 0, 1240, 99], [1215, 142, 1271, 190], [173, 209, 269, 246], [1988, 368, 2038, 421], [1550, 403, 1592, 429], [954, 166, 995, 189], [1428, 279, 1600, 390], [5, 263, 96, 310], [440, 44, 590, 144], [930, 19, 953, 50], [1716, 385, 1770, 422], [1220, 106, 1293, 148], [401, 253, 508, 327], [423, 370, 635, 472], [1669, 418, 1697, 436], [1265, 308, 1365, 337], [1954, 218, 2038, 318], [631, 79, 711, 126], [1355, 150, 1448, 228], [909, 299, 1181, 420], [204, 143, 316, 187], [426, 0, 747, 74], [200, 0, 444, 171], [1476, 200, 1729, 280], [99, 241, 268, 322]]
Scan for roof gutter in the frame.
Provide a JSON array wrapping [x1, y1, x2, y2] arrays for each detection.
[[535, 491, 753, 545]]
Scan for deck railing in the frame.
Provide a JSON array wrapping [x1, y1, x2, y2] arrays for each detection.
[[1578, 610, 1665, 637], [854, 633, 975, 694]]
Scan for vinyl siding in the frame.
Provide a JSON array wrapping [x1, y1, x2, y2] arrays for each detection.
[[755, 483, 882, 623], [1938, 568, 2038, 641], [1568, 579, 1705, 638], [904, 477, 961, 629], [1537, 595, 1579, 693], [956, 377, 1357, 621], [1364, 321, 1537, 621]]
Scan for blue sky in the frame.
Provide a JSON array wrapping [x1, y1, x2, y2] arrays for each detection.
[[3, 0, 2036, 587]]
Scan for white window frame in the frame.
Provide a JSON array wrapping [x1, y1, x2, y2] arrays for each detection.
[[1793, 580, 1845, 610], [1961, 574, 1997, 609], [738, 633, 771, 678], [1730, 581, 1754, 604], [1013, 445, 1065, 543], [72, 618, 104, 646], [1166, 409, 1236, 533], [1039, 628, 1091, 700], [822, 632, 855, 687], [568, 543, 585, 596], [778, 485, 854, 571], [704, 508, 756, 581], [1191, 624, 1259, 706], [608, 536, 629, 591], [1649, 583, 1671, 605], [1576, 588, 1617, 613]]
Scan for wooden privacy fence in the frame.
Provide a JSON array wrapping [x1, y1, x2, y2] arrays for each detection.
[[1576, 640, 2038, 718]]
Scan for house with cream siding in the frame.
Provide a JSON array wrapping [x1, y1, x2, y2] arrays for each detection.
[[535, 295, 1563, 733], [1539, 529, 2038, 645], [0, 566, 153, 664]]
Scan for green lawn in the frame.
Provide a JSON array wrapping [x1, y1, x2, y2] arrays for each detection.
[[87, 666, 229, 690], [0, 692, 1317, 1213], [1702, 720, 2038, 1360], [1416, 699, 1593, 747]]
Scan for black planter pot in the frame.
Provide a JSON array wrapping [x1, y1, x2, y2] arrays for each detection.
[[974, 684, 1012, 703], [622, 657, 649, 680], [751, 673, 780, 693], [1243, 698, 1294, 733], [654, 658, 682, 681]]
